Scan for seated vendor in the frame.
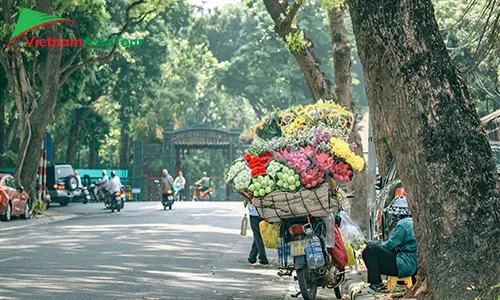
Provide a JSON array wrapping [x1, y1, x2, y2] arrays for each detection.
[[362, 193, 417, 292]]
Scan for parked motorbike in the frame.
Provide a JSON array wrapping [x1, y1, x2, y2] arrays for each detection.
[[277, 216, 343, 300], [80, 187, 92, 204], [162, 189, 175, 210], [193, 183, 213, 201]]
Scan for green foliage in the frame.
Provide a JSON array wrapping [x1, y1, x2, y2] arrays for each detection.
[[284, 30, 311, 53], [321, 0, 345, 12]]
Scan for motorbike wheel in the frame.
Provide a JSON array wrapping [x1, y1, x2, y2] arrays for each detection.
[[111, 207, 115, 212], [334, 285, 342, 299], [163, 205, 167, 210], [297, 266, 318, 300], [169, 204, 172, 210], [117, 206, 120, 212]]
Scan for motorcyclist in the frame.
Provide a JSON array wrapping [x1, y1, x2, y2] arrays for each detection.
[[198, 172, 211, 193], [99, 170, 110, 201], [108, 171, 122, 194], [173, 171, 186, 201], [160, 169, 174, 193]]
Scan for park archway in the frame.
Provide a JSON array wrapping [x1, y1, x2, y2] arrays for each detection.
[[130, 127, 243, 201]]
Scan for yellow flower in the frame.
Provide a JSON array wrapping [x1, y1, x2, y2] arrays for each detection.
[[330, 137, 351, 159], [346, 153, 365, 171]]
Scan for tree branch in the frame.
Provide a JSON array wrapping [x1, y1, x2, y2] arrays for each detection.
[[58, 0, 148, 88], [285, 3, 301, 27]]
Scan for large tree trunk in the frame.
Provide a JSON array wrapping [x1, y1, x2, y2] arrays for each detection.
[[263, 0, 335, 102], [119, 119, 131, 169], [347, 0, 500, 298], [0, 83, 5, 156], [66, 108, 90, 165], [89, 143, 99, 169], [328, 6, 368, 232]]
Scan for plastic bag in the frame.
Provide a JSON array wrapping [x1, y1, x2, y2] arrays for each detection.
[[339, 211, 365, 250], [259, 221, 280, 249], [328, 224, 347, 271], [325, 213, 336, 248], [345, 242, 356, 266]]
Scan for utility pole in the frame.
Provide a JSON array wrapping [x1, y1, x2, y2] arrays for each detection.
[[367, 112, 377, 240]]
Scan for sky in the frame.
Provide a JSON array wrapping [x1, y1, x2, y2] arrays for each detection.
[[187, 0, 238, 9]]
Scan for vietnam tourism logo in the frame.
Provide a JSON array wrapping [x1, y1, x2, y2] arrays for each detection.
[[8, 8, 143, 50]]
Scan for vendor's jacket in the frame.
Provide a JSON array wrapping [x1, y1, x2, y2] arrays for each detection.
[[374, 217, 417, 277]]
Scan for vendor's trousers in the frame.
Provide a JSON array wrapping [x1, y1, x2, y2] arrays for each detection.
[[362, 243, 398, 285], [248, 216, 268, 264]]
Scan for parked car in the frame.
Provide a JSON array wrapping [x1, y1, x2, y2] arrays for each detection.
[[0, 174, 30, 221], [46, 164, 77, 207]]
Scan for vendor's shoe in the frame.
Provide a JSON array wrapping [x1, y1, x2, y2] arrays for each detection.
[[250, 262, 269, 268], [368, 283, 385, 293]]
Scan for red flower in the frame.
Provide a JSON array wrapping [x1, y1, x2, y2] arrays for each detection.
[[243, 154, 252, 162], [251, 166, 267, 177]]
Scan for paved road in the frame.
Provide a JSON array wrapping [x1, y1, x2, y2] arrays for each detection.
[[0, 201, 367, 300], [0, 202, 292, 300]]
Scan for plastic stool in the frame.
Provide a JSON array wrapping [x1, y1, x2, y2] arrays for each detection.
[[387, 276, 413, 291]]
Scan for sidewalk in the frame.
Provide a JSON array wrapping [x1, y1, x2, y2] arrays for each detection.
[[0, 210, 78, 232]]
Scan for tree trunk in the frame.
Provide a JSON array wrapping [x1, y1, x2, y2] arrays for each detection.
[[347, 0, 500, 298], [328, 6, 368, 232], [89, 143, 99, 169], [66, 108, 90, 165], [328, 7, 352, 107], [119, 116, 131, 169], [263, 0, 335, 102], [0, 84, 5, 155]]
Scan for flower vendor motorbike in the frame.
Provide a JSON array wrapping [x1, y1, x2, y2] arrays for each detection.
[[278, 216, 344, 300], [193, 182, 213, 201], [162, 189, 175, 210]]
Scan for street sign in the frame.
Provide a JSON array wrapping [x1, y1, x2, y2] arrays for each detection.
[[132, 188, 141, 194]]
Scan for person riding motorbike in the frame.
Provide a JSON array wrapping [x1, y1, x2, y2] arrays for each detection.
[[101, 170, 110, 191], [160, 169, 174, 199], [108, 171, 123, 209], [173, 171, 186, 201], [74, 170, 83, 189], [198, 172, 210, 193]]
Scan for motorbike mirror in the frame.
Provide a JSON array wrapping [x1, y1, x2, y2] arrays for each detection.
[[18, 185, 24, 192]]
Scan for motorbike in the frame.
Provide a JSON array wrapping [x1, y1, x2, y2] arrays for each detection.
[[277, 216, 344, 300], [193, 182, 213, 201], [110, 190, 122, 212], [79, 187, 92, 204], [89, 182, 108, 203], [162, 189, 175, 210]]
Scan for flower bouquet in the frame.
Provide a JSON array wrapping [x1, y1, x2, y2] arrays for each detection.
[[226, 100, 364, 222]]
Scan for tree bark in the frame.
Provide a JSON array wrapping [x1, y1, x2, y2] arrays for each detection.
[[328, 5, 368, 232], [328, 7, 352, 107], [66, 108, 91, 165], [0, 83, 5, 156], [263, 0, 335, 102], [89, 143, 99, 169], [119, 120, 131, 169], [347, 0, 500, 298]]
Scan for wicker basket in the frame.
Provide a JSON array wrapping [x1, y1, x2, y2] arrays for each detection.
[[239, 182, 341, 224]]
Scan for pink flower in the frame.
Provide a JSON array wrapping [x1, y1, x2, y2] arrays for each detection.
[[314, 151, 334, 171], [300, 145, 315, 158], [287, 151, 311, 173], [274, 149, 291, 160]]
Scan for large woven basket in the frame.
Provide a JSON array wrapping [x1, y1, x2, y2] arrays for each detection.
[[246, 184, 340, 223]]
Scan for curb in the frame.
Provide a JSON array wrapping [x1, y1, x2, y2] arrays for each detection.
[[0, 213, 78, 232]]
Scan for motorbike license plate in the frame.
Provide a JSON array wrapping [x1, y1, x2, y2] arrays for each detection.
[[167, 196, 174, 201], [290, 240, 308, 257]]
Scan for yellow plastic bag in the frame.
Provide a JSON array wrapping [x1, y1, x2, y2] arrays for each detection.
[[345, 242, 356, 266], [259, 221, 280, 249]]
